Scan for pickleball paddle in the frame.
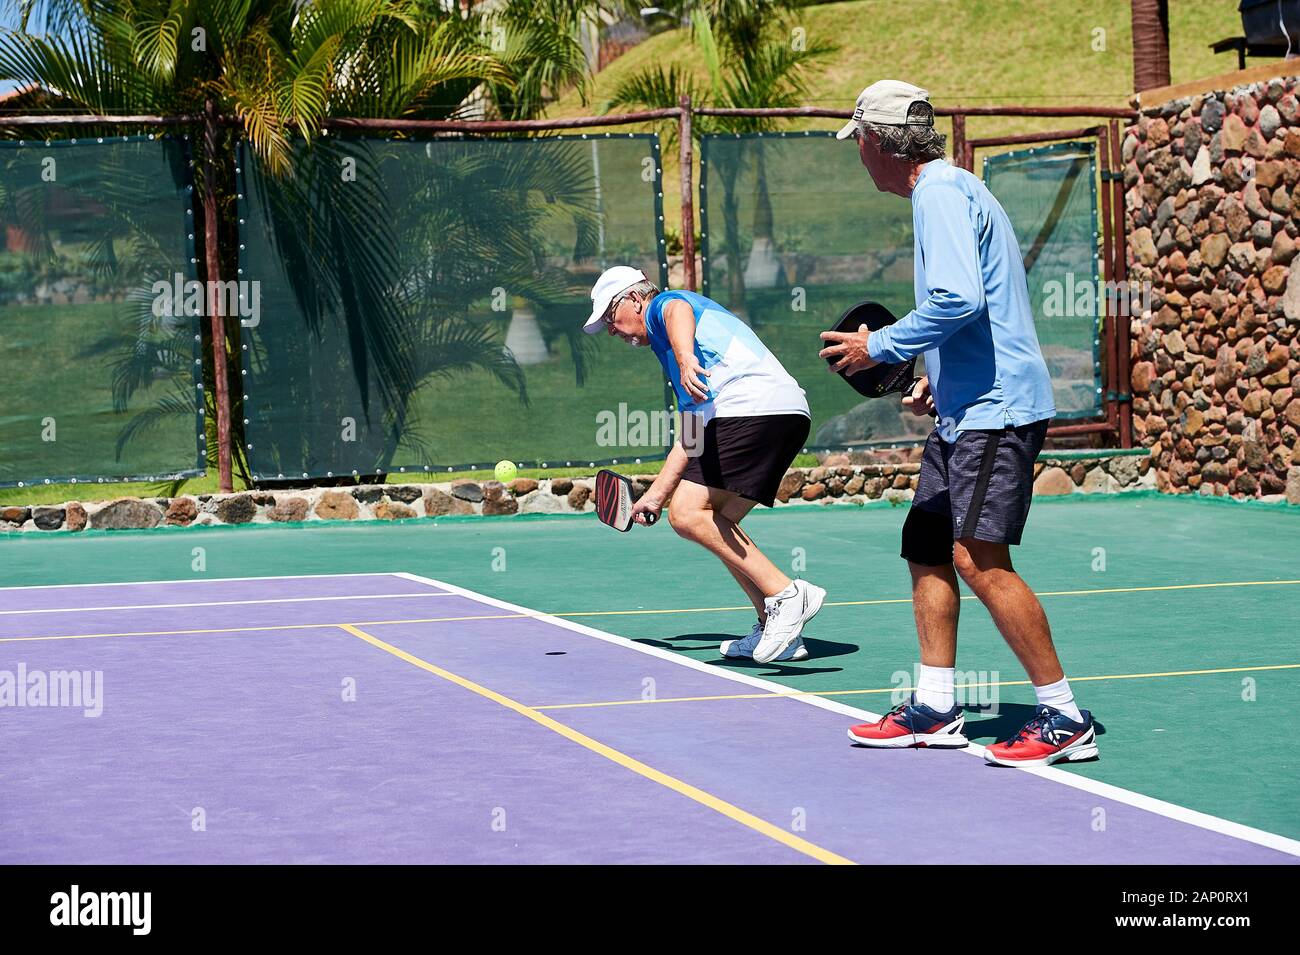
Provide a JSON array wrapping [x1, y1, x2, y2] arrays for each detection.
[[595, 469, 657, 532], [826, 301, 922, 399]]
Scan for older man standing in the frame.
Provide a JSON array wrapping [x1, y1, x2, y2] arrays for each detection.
[[819, 80, 1097, 767]]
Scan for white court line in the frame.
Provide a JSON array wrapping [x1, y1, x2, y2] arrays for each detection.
[[0, 572, 413, 592], [392, 571, 1300, 859], [0, 592, 459, 616]]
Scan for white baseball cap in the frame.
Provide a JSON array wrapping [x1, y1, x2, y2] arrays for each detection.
[[836, 80, 934, 140], [584, 265, 647, 334]]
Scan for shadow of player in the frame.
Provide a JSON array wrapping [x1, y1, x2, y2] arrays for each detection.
[[633, 631, 857, 677]]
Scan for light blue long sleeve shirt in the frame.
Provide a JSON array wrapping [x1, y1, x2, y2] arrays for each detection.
[[867, 159, 1056, 432]]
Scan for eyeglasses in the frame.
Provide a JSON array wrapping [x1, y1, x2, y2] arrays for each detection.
[[602, 295, 627, 327]]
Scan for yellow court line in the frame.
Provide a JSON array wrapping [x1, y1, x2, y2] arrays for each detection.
[[1020, 579, 1300, 598], [3, 577, 1298, 644], [558, 601, 912, 617], [559, 579, 1300, 618], [337, 624, 854, 866], [531, 663, 1300, 711]]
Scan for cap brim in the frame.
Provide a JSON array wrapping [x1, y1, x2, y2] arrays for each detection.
[[835, 120, 857, 140], [584, 289, 613, 334]]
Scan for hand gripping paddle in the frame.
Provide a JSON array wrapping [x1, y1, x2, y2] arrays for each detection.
[[594, 469, 657, 532], [826, 301, 922, 399]]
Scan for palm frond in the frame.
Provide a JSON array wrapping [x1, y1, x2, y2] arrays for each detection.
[[5, 0, 93, 36], [693, 10, 725, 101], [112, 379, 200, 461], [129, 2, 186, 83], [605, 62, 702, 113]]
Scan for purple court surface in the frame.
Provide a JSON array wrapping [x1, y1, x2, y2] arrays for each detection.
[[1, 572, 1296, 865]]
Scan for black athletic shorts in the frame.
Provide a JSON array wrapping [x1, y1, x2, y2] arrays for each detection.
[[680, 414, 810, 507], [910, 418, 1050, 547]]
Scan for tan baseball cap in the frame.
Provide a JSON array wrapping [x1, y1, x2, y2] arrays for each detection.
[[836, 80, 934, 140]]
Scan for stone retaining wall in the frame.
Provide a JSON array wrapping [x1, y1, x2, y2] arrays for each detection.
[[0, 453, 1156, 533], [1126, 72, 1300, 502]]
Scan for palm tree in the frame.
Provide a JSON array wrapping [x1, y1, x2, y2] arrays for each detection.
[[1130, 0, 1171, 93], [0, 1, 610, 485], [605, 7, 830, 315], [468, 0, 603, 119]]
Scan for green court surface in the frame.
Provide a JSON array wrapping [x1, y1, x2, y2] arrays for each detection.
[[3, 493, 1297, 840]]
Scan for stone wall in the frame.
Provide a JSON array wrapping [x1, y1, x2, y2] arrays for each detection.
[[0, 452, 1154, 533], [1125, 72, 1300, 503], [0, 480, 587, 532]]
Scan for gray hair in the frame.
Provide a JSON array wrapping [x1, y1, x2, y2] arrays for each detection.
[[610, 279, 661, 315], [857, 101, 948, 163]]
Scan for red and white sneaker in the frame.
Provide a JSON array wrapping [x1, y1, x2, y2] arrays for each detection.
[[847, 695, 968, 748], [984, 705, 1098, 767]]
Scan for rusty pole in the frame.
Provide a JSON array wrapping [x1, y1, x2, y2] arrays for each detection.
[[950, 113, 967, 170], [203, 99, 234, 493], [1110, 119, 1134, 448], [679, 95, 696, 292], [1098, 124, 1120, 438]]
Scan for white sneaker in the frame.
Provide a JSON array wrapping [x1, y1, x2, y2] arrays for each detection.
[[753, 581, 826, 664], [720, 619, 809, 661]]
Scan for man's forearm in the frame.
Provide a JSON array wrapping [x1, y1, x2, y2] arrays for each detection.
[[647, 441, 690, 502], [870, 292, 980, 363]]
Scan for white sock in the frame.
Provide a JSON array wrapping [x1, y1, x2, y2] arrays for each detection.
[[769, 581, 797, 601], [915, 664, 956, 712], [1034, 677, 1084, 723]]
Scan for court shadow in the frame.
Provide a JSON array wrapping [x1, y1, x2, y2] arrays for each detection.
[[710, 658, 844, 678], [633, 632, 851, 677], [633, 635, 716, 652], [656, 632, 859, 660], [961, 702, 1108, 743], [960, 702, 1037, 742]]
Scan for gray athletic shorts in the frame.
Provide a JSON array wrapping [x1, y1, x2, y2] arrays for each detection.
[[905, 419, 1050, 558]]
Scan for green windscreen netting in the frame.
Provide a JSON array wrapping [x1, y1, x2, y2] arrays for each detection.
[[699, 132, 924, 451], [0, 136, 204, 488], [237, 134, 670, 479], [983, 141, 1102, 418]]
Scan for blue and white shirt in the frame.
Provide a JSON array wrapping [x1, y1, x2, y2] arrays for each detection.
[[867, 159, 1057, 432], [643, 290, 809, 424]]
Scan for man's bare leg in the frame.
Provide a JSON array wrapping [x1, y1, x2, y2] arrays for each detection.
[[952, 538, 1062, 684], [667, 480, 790, 598], [725, 564, 769, 622], [718, 494, 770, 622], [846, 553, 965, 745], [955, 538, 1091, 765], [908, 561, 960, 668]]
